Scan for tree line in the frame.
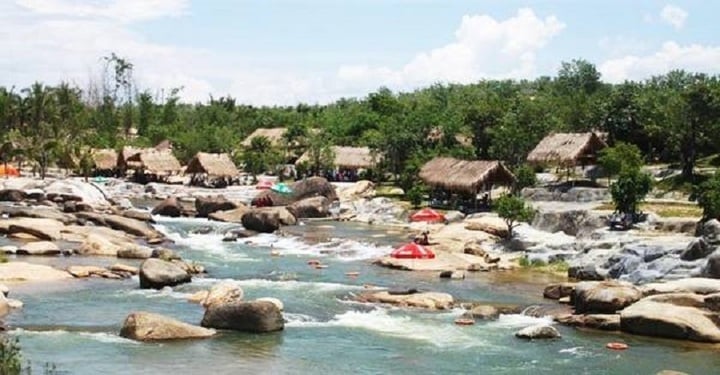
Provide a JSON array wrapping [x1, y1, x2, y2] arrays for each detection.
[[1, 57, 719, 185]]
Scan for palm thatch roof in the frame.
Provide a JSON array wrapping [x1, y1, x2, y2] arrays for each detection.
[[91, 148, 118, 170], [241, 127, 287, 147], [526, 132, 607, 167], [126, 149, 181, 175], [185, 152, 239, 177], [419, 157, 516, 194], [295, 146, 379, 169]]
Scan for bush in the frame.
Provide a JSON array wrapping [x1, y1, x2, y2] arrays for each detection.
[[610, 168, 653, 219], [696, 173, 720, 221], [495, 195, 535, 238], [598, 142, 644, 178], [513, 164, 537, 194], [406, 186, 424, 208], [0, 336, 23, 375]]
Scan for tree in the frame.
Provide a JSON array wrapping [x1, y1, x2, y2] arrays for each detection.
[[495, 195, 535, 238], [598, 142, 644, 178], [695, 173, 720, 221], [610, 168, 653, 220], [304, 130, 335, 176], [513, 164, 537, 194]]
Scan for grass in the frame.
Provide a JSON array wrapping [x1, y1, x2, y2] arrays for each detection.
[[654, 173, 710, 195], [518, 256, 569, 274], [595, 201, 702, 218]]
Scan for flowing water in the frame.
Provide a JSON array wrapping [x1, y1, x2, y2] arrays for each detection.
[[6, 218, 720, 374]]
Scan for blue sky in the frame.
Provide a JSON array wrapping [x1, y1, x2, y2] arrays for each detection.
[[1, 0, 719, 105]]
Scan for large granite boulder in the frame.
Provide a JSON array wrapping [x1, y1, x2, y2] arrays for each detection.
[[121, 209, 155, 223], [515, 325, 561, 339], [251, 177, 337, 207], [151, 196, 182, 217], [75, 212, 164, 240], [0, 262, 72, 282], [209, 206, 251, 223], [573, 281, 642, 314], [555, 314, 620, 331], [195, 196, 240, 218], [698, 219, 720, 244], [568, 264, 605, 281], [44, 179, 111, 208], [543, 283, 576, 300], [620, 297, 720, 342], [201, 300, 284, 333], [702, 251, 720, 279], [139, 259, 191, 289], [641, 278, 720, 296], [17, 241, 62, 256], [355, 291, 454, 310], [202, 281, 244, 308], [0, 189, 26, 202], [241, 207, 297, 233], [120, 312, 215, 341], [287, 196, 331, 218], [681, 238, 714, 261], [0, 206, 76, 225]]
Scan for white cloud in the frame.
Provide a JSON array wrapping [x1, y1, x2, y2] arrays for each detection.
[[660, 4, 688, 30], [336, 8, 565, 92], [15, 0, 189, 22], [600, 41, 720, 82]]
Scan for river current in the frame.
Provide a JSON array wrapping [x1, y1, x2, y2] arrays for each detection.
[[6, 217, 720, 374]]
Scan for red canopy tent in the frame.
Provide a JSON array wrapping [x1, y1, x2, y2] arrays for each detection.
[[410, 208, 446, 223], [390, 242, 435, 259], [256, 180, 273, 190], [0, 165, 19, 177]]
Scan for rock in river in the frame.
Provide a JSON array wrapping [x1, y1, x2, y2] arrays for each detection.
[[515, 325, 561, 339], [241, 207, 296, 233], [573, 281, 642, 314], [201, 300, 284, 333], [202, 281, 244, 308], [139, 259, 191, 289], [620, 296, 720, 343], [120, 311, 215, 341], [195, 196, 240, 218], [287, 196, 331, 218], [151, 196, 182, 217], [17, 241, 62, 256]]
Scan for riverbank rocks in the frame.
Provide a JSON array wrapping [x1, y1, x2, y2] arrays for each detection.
[[573, 281, 642, 314], [568, 264, 605, 281], [543, 283, 576, 300], [555, 314, 620, 331], [464, 216, 508, 238], [0, 189, 26, 202], [117, 246, 154, 259], [201, 300, 284, 333], [252, 177, 338, 207], [641, 278, 720, 296], [17, 241, 62, 256], [515, 325, 560, 339], [287, 196, 331, 218], [0, 262, 72, 282], [121, 209, 154, 223], [680, 238, 714, 261], [202, 281, 244, 308], [66, 265, 111, 278], [120, 312, 216, 341], [151, 196, 182, 217], [241, 207, 296, 233], [702, 251, 720, 278], [356, 290, 454, 310], [195, 196, 240, 218], [467, 304, 522, 320], [620, 297, 720, 342], [209, 207, 251, 223], [255, 297, 284, 311], [139, 259, 191, 289], [109, 263, 139, 276]]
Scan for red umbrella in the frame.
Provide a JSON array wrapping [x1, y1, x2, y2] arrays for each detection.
[[390, 242, 435, 259], [256, 180, 273, 190], [410, 208, 446, 223]]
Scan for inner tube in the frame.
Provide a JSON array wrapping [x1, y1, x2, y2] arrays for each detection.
[[454, 318, 475, 326], [345, 272, 360, 277], [606, 342, 628, 350], [314, 264, 328, 269]]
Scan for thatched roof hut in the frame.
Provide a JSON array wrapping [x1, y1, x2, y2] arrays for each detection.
[[419, 157, 516, 194], [241, 127, 287, 147], [91, 148, 118, 170], [295, 146, 378, 169], [117, 146, 148, 170], [185, 152, 239, 177], [526, 132, 607, 167], [155, 139, 173, 151], [126, 150, 181, 175]]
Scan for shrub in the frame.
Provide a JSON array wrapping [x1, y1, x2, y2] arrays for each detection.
[[513, 164, 537, 194], [696, 173, 720, 221], [495, 195, 535, 238], [598, 142, 644, 178], [610, 168, 653, 219], [406, 186, 424, 208], [0, 336, 23, 375]]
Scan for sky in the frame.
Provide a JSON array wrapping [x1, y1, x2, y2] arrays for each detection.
[[1, 0, 719, 105]]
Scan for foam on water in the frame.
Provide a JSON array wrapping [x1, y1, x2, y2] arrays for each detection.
[[118, 286, 193, 300], [11, 329, 140, 345], [246, 233, 392, 261], [155, 222, 257, 262], [490, 313, 555, 328], [286, 308, 489, 349], [192, 277, 363, 292]]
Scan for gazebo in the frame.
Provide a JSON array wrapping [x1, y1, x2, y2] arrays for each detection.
[[241, 127, 287, 148], [90, 148, 118, 176], [418, 157, 516, 212], [295, 146, 379, 181], [185, 152, 240, 187], [125, 149, 182, 183], [526, 132, 607, 168]]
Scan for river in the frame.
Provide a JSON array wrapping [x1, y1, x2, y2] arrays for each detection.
[[6, 217, 720, 374]]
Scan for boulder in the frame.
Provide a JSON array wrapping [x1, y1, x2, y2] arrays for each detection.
[[222, 228, 258, 241], [356, 291, 454, 310], [103, 214, 164, 240], [0, 284, 9, 297], [117, 246, 154, 259], [515, 325, 561, 339], [255, 297, 284, 311], [151, 196, 182, 217], [201, 281, 244, 308], [0, 294, 10, 317], [0, 262, 72, 282], [17, 241, 62, 256], [464, 217, 508, 238], [209, 206, 251, 223], [469, 305, 500, 320], [0, 189, 26, 202], [120, 312, 215, 341], [680, 238, 714, 261], [543, 283, 576, 300], [698, 219, 720, 244], [109, 263, 139, 275], [555, 314, 620, 331], [568, 264, 604, 281], [705, 293, 720, 312], [201, 300, 284, 333], [139, 259, 191, 289], [338, 180, 375, 200], [241, 207, 297, 233], [170, 259, 205, 275], [287, 196, 331, 218], [121, 209, 155, 223], [187, 291, 209, 304], [463, 243, 487, 257], [641, 278, 720, 296], [44, 179, 111, 208], [152, 248, 181, 261], [251, 177, 338, 207], [76, 234, 121, 256], [620, 298, 720, 342], [439, 270, 465, 279], [195, 196, 240, 218], [573, 281, 642, 314], [702, 251, 720, 278], [67, 265, 107, 278], [443, 211, 465, 223], [0, 205, 74, 225], [1, 217, 65, 241]]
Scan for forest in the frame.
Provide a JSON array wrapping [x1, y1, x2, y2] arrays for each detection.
[[1, 55, 719, 190]]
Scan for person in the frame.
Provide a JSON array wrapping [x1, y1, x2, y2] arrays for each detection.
[[418, 231, 430, 246]]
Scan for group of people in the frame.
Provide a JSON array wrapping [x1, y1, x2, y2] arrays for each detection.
[[413, 230, 430, 246]]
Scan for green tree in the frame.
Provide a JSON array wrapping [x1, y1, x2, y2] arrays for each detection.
[[495, 194, 535, 238], [513, 164, 537, 194], [304, 130, 335, 176], [598, 142, 644, 178], [695, 173, 720, 221], [610, 168, 653, 219]]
